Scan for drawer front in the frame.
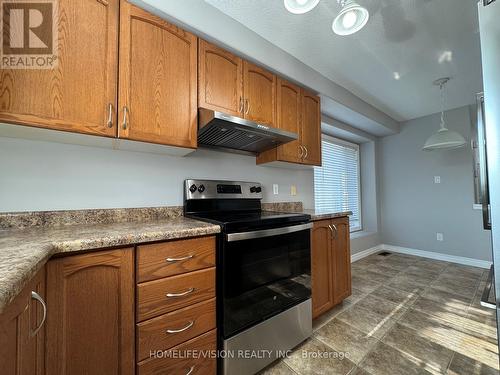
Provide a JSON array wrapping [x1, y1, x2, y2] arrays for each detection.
[[137, 329, 217, 375], [137, 236, 216, 283], [137, 268, 215, 322], [137, 298, 216, 361]]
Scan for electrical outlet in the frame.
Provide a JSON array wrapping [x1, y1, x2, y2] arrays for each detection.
[[436, 233, 444, 241], [273, 184, 279, 195], [434, 176, 441, 184], [291, 185, 297, 196]]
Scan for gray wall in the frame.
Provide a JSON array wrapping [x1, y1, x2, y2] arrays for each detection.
[[350, 141, 381, 254], [0, 137, 313, 212], [379, 106, 492, 261]]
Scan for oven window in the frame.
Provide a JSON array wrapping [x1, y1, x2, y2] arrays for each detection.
[[222, 229, 311, 338]]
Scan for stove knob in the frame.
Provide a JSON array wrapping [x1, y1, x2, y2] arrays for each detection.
[[189, 184, 197, 193], [250, 186, 257, 193], [198, 184, 205, 193], [255, 186, 262, 193]]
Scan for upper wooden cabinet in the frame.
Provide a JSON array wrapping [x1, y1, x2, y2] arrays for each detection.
[[46, 248, 134, 375], [311, 217, 351, 319], [258, 78, 302, 164], [300, 89, 322, 166], [118, 2, 198, 148], [257, 86, 321, 166], [0, 267, 46, 375], [198, 40, 243, 117], [0, 0, 119, 137], [243, 61, 277, 127], [198, 41, 277, 127]]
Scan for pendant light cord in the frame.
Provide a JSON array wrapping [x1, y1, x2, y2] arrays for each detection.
[[439, 81, 446, 130]]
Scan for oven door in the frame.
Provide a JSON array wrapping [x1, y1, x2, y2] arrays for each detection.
[[221, 223, 312, 339]]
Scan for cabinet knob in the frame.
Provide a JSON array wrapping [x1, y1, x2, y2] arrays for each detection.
[[30, 291, 47, 337], [107, 103, 114, 128], [245, 99, 250, 115], [122, 106, 129, 130]]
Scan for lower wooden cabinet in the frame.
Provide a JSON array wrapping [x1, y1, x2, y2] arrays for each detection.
[[45, 248, 135, 375], [311, 217, 351, 319], [0, 267, 46, 375], [137, 329, 217, 375]]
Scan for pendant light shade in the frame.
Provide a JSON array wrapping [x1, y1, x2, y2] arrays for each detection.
[[422, 127, 467, 151], [422, 78, 467, 151], [284, 0, 320, 14], [332, 0, 369, 36]]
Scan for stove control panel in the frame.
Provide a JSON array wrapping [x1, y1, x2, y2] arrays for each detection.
[[185, 179, 263, 200]]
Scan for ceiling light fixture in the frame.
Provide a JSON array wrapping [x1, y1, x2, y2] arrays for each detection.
[[332, 0, 369, 36], [423, 78, 467, 151], [283, 0, 320, 14]]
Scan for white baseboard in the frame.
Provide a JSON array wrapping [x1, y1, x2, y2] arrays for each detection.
[[350, 243, 492, 269], [351, 245, 384, 263], [381, 244, 492, 269]]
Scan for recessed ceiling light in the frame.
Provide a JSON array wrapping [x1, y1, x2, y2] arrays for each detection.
[[393, 72, 401, 80], [284, 0, 320, 14], [332, 0, 369, 36]]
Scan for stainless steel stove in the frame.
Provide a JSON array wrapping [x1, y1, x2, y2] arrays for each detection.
[[184, 179, 312, 375]]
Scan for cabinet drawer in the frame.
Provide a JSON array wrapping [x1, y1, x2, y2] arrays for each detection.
[[137, 268, 215, 322], [137, 298, 216, 361], [137, 329, 217, 375], [137, 236, 216, 283]]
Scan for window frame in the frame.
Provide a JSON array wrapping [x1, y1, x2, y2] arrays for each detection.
[[314, 134, 363, 233]]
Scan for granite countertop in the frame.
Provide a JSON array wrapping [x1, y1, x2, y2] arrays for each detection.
[[261, 202, 351, 221], [0, 216, 220, 314], [299, 209, 352, 221], [0, 202, 348, 314]]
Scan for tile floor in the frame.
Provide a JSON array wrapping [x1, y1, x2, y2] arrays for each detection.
[[259, 252, 499, 375]]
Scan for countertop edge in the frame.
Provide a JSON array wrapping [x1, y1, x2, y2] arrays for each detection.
[[0, 221, 220, 314]]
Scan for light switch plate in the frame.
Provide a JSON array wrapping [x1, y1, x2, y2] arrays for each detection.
[[273, 184, 279, 195], [291, 185, 297, 196], [437, 233, 444, 241], [434, 176, 441, 184]]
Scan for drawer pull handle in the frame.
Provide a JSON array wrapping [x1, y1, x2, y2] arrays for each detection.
[[166, 288, 195, 298], [30, 291, 47, 337], [166, 320, 194, 334], [186, 366, 195, 375], [166, 255, 194, 263]]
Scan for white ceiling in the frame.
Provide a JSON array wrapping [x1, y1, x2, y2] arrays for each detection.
[[204, 0, 483, 122]]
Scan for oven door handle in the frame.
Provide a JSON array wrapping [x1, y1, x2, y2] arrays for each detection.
[[226, 222, 313, 242]]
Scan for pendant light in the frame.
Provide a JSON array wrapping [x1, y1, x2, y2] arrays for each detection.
[[284, 0, 369, 36], [284, 0, 320, 14], [422, 78, 466, 151], [332, 0, 370, 36]]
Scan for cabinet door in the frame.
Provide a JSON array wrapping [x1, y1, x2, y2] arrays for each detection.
[[46, 249, 134, 375], [300, 89, 322, 166], [243, 61, 276, 126], [311, 220, 334, 319], [198, 40, 243, 116], [276, 78, 302, 163], [0, 0, 119, 137], [0, 267, 46, 375], [118, 2, 197, 148], [332, 217, 351, 304]]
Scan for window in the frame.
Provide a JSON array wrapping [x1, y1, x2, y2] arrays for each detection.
[[314, 136, 362, 232]]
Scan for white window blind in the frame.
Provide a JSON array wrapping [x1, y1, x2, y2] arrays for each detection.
[[314, 136, 362, 232]]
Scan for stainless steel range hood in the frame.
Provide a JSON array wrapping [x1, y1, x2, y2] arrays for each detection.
[[198, 108, 298, 155]]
